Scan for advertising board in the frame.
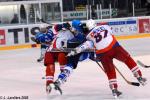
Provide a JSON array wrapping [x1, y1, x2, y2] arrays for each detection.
[[139, 19, 150, 33], [0, 17, 149, 49], [0, 24, 40, 46], [0, 29, 6, 45], [96, 20, 138, 36]]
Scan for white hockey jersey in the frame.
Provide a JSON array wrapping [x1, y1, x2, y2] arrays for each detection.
[[75, 25, 117, 54], [86, 25, 117, 54], [51, 30, 74, 50]]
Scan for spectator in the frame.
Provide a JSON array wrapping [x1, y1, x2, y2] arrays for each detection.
[[11, 14, 19, 24], [91, 6, 97, 19]]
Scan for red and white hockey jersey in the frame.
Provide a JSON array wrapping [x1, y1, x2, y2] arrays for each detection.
[[76, 25, 117, 54], [86, 25, 117, 54]]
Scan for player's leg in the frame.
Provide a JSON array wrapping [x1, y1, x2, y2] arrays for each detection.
[[54, 53, 81, 88], [44, 52, 56, 94], [37, 45, 47, 62], [100, 56, 122, 98], [114, 46, 147, 85], [58, 52, 67, 72]]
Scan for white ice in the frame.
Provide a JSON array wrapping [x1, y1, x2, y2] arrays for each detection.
[[0, 37, 150, 100]]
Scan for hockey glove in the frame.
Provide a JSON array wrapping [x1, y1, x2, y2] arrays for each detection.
[[67, 49, 78, 57]]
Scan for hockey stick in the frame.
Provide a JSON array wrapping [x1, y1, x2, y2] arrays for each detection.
[[95, 61, 140, 86], [47, 48, 95, 53], [137, 60, 150, 68]]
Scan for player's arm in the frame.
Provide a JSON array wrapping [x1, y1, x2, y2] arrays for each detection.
[[67, 40, 94, 56], [31, 32, 42, 44]]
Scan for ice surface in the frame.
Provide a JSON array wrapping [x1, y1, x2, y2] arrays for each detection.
[[0, 37, 150, 100]]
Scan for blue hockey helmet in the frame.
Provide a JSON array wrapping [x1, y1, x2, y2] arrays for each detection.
[[72, 20, 83, 32]]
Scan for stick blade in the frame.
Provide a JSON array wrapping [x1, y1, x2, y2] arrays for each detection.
[[131, 82, 140, 86], [137, 60, 150, 68], [137, 60, 145, 67]]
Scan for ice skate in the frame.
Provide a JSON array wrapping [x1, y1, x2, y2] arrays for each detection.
[[112, 89, 122, 99], [53, 79, 63, 95], [37, 57, 43, 62], [46, 83, 52, 94], [137, 77, 147, 86]]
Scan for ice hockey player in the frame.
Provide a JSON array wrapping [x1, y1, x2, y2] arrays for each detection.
[[33, 24, 54, 62], [65, 19, 147, 98], [53, 20, 94, 94], [44, 22, 75, 94]]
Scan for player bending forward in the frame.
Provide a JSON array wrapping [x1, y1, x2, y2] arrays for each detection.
[[54, 19, 147, 98], [33, 24, 54, 62]]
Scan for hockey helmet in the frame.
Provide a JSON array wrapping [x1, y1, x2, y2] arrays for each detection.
[[72, 20, 82, 32], [62, 22, 71, 30], [86, 19, 96, 30], [40, 24, 49, 32], [54, 24, 62, 32]]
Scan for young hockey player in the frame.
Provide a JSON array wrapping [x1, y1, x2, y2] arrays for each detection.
[[65, 19, 147, 98], [44, 22, 75, 94]]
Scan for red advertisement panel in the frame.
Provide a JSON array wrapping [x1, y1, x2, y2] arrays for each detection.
[[139, 19, 150, 33], [0, 30, 6, 45]]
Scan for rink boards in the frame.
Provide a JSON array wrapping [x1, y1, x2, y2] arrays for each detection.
[[0, 33, 150, 51], [0, 16, 150, 50]]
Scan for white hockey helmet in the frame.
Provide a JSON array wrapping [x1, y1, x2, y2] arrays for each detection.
[[40, 24, 49, 29], [40, 24, 49, 32], [86, 19, 96, 30]]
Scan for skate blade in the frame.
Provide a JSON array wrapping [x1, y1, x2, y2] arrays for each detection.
[[113, 95, 118, 99], [113, 93, 123, 99], [46, 85, 52, 95], [113, 95, 122, 100], [50, 84, 62, 95]]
